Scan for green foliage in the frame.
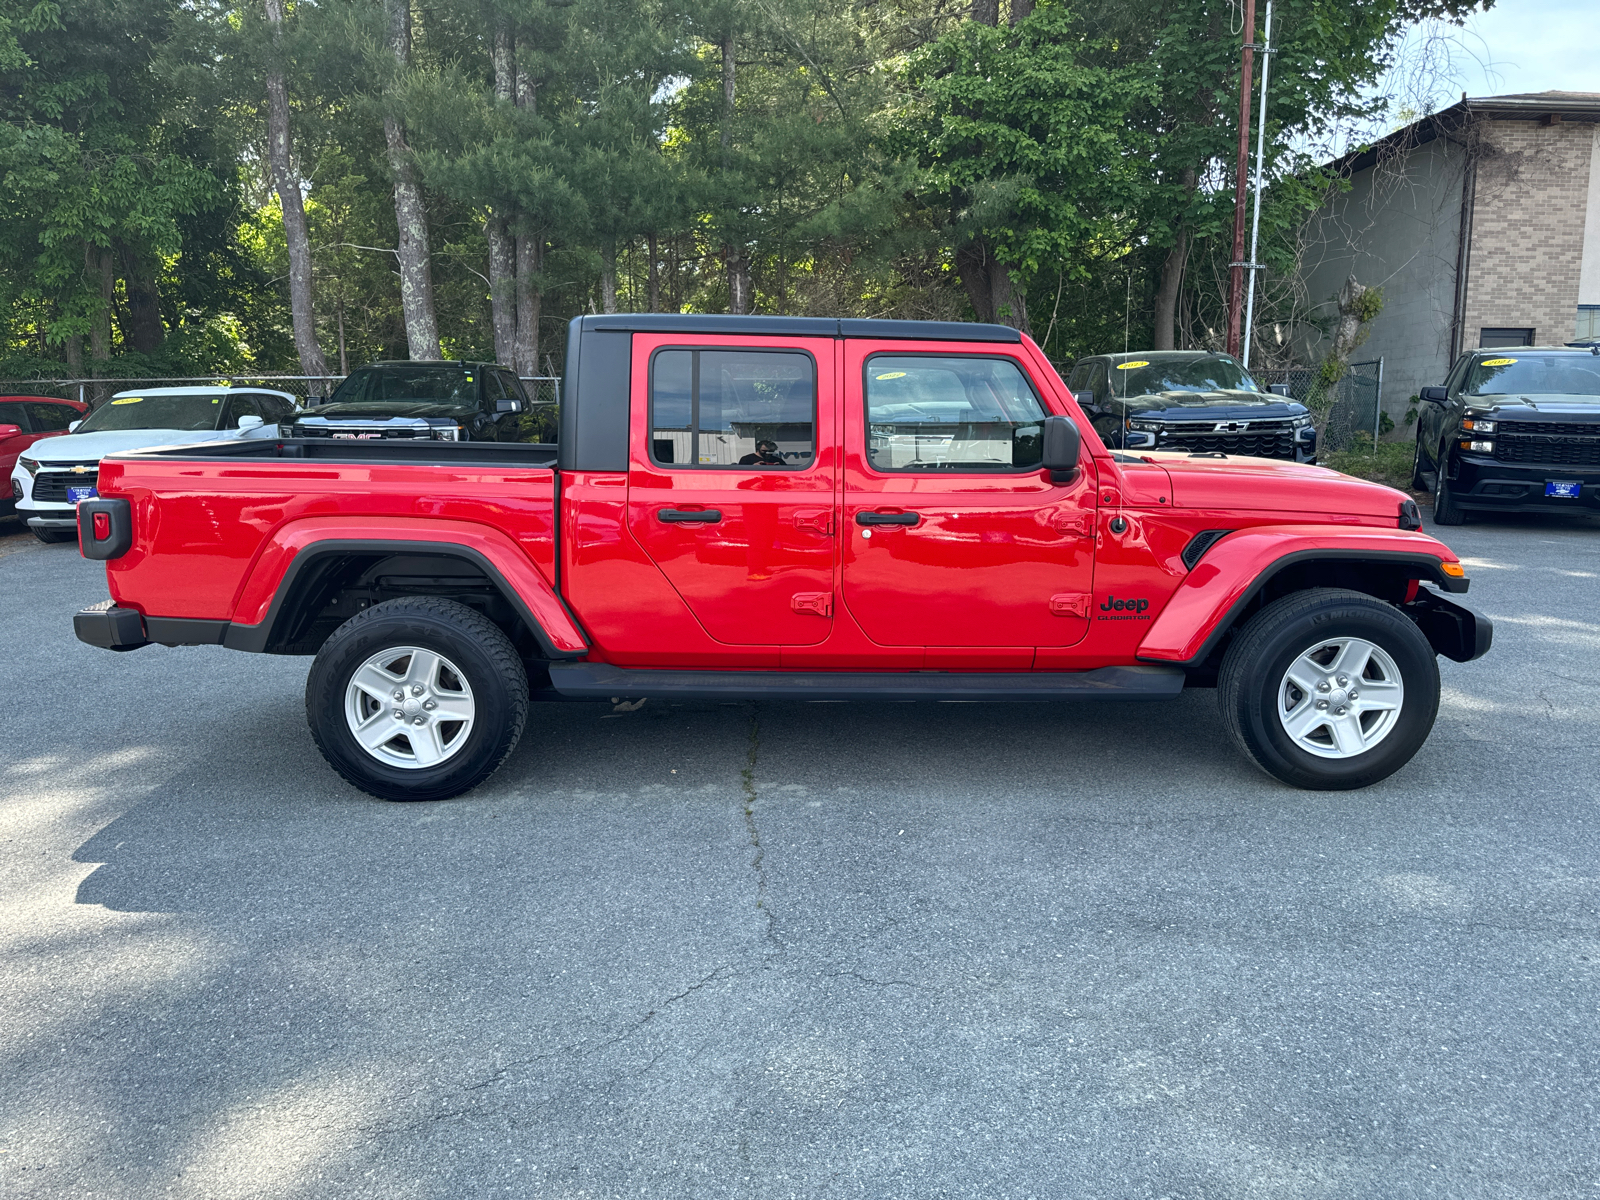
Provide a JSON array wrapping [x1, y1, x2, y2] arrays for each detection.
[[0, 0, 1495, 378], [1323, 434, 1417, 491]]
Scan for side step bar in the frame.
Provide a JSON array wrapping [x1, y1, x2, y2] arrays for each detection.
[[548, 662, 1185, 702]]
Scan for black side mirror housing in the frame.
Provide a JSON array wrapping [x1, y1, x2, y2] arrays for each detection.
[[1268, 383, 1292, 397], [1041, 415, 1082, 484], [1419, 386, 1450, 405]]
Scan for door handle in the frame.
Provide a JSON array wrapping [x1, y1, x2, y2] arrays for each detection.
[[658, 508, 722, 523], [855, 511, 920, 527]]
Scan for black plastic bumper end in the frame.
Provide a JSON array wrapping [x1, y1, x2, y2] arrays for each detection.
[[75, 601, 150, 652]]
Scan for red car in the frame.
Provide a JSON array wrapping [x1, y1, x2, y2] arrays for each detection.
[[72, 316, 1490, 800], [1, 395, 87, 517]]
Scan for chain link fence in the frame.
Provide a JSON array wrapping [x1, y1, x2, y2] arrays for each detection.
[[0, 374, 562, 414], [1253, 359, 1384, 454]]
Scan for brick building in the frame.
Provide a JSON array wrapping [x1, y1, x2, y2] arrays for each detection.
[[1296, 92, 1600, 425]]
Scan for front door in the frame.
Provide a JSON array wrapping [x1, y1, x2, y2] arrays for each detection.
[[627, 334, 839, 646], [840, 343, 1097, 648]]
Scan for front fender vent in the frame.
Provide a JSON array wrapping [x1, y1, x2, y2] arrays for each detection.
[[1181, 528, 1232, 570]]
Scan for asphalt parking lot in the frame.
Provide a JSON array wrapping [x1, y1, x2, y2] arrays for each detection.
[[2, 508, 1599, 1199]]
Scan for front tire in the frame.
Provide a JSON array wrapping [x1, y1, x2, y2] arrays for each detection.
[[305, 597, 528, 801], [1410, 439, 1428, 490], [1218, 588, 1440, 790], [1432, 444, 1465, 525]]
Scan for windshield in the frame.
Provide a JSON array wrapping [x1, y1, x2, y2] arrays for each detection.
[[1113, 355, 1260, 398], [75, 393, 224, 433], [1464, 354, 1600, 397], [329, 366, 479, 405]]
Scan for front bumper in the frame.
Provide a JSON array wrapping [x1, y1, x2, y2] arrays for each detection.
[[1449, 453, 1600, 512]]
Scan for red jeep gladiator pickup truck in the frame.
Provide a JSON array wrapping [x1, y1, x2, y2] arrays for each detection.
[[73, 315, 1489, 801]]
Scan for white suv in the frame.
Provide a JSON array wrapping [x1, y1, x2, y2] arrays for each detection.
[[11, 385, 297, 543]]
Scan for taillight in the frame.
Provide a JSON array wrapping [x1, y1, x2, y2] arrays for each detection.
[[93, 511, 110, 539]]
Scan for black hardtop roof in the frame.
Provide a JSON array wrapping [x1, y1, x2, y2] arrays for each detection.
[[1085, 350, 1240, 363], [361, 359, 508, 369], [571, 314, 1023, 343]]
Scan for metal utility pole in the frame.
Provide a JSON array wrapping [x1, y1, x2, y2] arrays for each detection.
[[1242, 0, 1273, 369], [1226, 0, 1257, 358]]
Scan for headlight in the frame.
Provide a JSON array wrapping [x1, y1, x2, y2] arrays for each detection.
[[1127, 420, 1161, 432], [431, 426, 462, 441], [1461, 440, 1494, 453], [1290, 414, 1313, 428], [18, 456, 40, 477], [1461, 418, 1495, 433]]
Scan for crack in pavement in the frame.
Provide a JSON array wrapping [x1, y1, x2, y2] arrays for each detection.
[[742, 704, 778, 949]]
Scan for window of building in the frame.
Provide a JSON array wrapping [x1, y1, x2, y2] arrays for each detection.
[[1577, 307, 1600, 343], [649, 348, 815, 468], [1479, 327, 1534, 348]]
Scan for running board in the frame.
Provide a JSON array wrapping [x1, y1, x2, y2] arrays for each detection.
[[547, 662, 1185, 702]]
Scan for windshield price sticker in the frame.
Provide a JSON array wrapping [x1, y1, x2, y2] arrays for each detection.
[[1116, 361, 1149, 370], [111, 397, 143, 405], [875, 371, 907, 380], [1481, 357, 1518, 366]]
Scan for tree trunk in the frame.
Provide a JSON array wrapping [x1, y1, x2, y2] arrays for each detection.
[[647, 233, 660, 313], [1152, 228, 1187, 351], [1151, 168, 1196, 352], [484, 20, 516, 365], [120, 244, 165, 355], [599, 241, 619, 314], [720, 35, 735, 154], [88, 244, 114, 365], [64, 334, 83, 377], [514, 234, 540, 377], [383, 0, 440, 360], [486, 217, 516, 364], [263, 0, 328, 377], [955, 238, 1029, 334], [1009, 0, 1034, 23], [972, 0, 999, 25]]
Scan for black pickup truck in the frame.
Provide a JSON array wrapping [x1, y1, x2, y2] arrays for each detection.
[[1413, 344, 1600, 523], [294, 360, 527, 442]]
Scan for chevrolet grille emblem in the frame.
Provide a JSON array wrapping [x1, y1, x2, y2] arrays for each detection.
[[1213, 420, 1250, 433], [72, 465, 89, 474]]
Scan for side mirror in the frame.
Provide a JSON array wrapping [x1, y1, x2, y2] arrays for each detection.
[[0, 424, 20, 439], [68, 420, 82, 432], [1419, 386, 1450, 405], [1268, 383, 1292, 397], [1041, 415, 1082, 484], [236, 414, 265, 431], [495, 397, 523, 415]]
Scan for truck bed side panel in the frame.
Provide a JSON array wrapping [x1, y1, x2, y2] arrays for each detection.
[[99, 457, 559, 622]]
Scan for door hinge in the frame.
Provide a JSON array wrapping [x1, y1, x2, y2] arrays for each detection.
[[1050, 511, 1095, 537], [794, 509, 835, 535], [1049, 593, 1090, 618], [791, 591, 834, 617]]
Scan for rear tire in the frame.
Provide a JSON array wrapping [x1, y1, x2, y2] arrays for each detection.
[[1218, 588, 1440, 790], [1410, 439, 1428, 490], [305, 596, 528, 801], [31, 527, 75, 544], [1432, 445, 1465, 525]]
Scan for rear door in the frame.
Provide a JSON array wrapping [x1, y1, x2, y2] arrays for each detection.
[[840, 342, 1097, 648], [0, 401, 34, 477], [626, 333, 838, 645]]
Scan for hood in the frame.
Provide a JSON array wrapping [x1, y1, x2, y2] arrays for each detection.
[[1137, 451, 1408, 519], [1116, 390, 1308, 420], [21, 427, 233, 463], [302, 401, 473, 420], [1464, 393, 1600, 416]]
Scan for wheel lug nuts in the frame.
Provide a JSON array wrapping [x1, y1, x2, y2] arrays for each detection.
[[1316, 681, 1330, 692], [393, 709, 404, 719], [423, 699, 436, 711], [411, 684, 425, 696], [412, 716, 426, 726], [1348, 690, 1358, 700], [1336, 675, 1348, 686], [1316, 700, 1328, 710], [393, 690, 404, 700], [1334, 706, 1347, 715]]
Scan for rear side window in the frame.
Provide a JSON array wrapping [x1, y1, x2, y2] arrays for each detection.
[[864, 355, 1047, 472], [0, 401, 29, 430], [26, 402, 75, 431], [649, 348, 815, 469]]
